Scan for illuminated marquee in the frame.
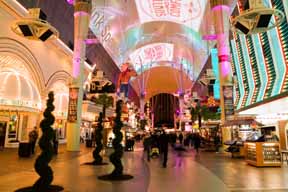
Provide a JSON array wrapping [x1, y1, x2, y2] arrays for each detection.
[[129, 43, 174, 71], [90, 7, 114, 43], [135, 0, 207, 31]]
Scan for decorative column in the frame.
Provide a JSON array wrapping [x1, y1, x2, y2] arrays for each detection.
[[178, 92, 184, 130], [66, 0, 91, 151], [210, 0, 233, 122], [140, 93, 145, 120]]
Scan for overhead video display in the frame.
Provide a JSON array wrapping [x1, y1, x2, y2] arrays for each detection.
[[129, 43, 174, 72], [135, 0, 207, 31]]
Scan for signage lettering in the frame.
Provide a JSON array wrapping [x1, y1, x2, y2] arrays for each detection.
[[67, 87, 79, 122], [135, 0, 206, 31], [90, 10, 112, 43]]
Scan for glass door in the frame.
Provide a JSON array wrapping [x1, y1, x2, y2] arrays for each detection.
[[0, 121, 7, 148]]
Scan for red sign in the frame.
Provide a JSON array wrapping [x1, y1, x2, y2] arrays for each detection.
[[218, 55, 230, 62], [67, 87, 79, 123]]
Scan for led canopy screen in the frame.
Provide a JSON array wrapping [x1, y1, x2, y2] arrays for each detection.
[[129, 43, 174, 72], [135, 0, 207, 31]]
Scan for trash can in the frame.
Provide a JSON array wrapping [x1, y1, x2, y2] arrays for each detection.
[[86, 139, 92, 148], [18, 142, 31, 157]]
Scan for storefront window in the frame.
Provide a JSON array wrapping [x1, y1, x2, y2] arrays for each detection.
[[8, 115, 18, 142]]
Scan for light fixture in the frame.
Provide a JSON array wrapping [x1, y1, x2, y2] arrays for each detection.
[[231, 0, 284, 35], [11, 8, 59, 41]]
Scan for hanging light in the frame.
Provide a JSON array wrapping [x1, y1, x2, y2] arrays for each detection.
[[11, 8, 59, 41], [231, 0, 285, 35]]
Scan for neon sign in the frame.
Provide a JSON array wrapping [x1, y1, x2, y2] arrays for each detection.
[[135, 0, 207, 31], [129, 43, 174, 71], [90, 8, 113, 43]]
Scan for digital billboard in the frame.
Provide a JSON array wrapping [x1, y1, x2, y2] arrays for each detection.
[[135, 0, 207, 31], [129, 43, 174, 72]]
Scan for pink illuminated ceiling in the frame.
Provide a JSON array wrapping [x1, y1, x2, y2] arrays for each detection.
[[89, 0, 235, 98]]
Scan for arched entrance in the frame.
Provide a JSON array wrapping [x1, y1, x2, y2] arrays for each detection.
[[0, 38, 44, 148], [150, 93, 178, 128]]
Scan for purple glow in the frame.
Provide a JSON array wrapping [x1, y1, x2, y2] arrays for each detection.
[[202, 34, 217, 41], [211, 5, 230, 12], [74, 11, 89, 17], [220, 61, 231, 77], [85, 38, 99, 45], [66, 0, 73, 5], [73, 57, 81, 78]]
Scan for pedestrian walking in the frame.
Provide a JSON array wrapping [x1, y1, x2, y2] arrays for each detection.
[[143, 134, 152, 161], [214, 133, 221, 153], [160, 130, 169, 168], [178, 132, 184, 144], [29, 126, 38, 154], [194, 133, 201, 154]]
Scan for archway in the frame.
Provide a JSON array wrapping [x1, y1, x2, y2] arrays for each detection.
[[0, 37, 45, 95], [149, 93, 178, 128]]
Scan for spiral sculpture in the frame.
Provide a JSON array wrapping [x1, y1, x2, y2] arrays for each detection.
[[110, 100, 124, 176], [33, 92, 55, 191], [93, 112, 104, 164]]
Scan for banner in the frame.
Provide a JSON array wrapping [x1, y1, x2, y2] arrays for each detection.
[[223, 85, 234, 118], [135, 0, 206, 31], [67, 87, 79, 122]]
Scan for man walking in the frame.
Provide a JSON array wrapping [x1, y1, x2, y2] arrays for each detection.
[[143, 134, 152, 162], [160, 130, 169, 168], [29, 126, 38, 154]]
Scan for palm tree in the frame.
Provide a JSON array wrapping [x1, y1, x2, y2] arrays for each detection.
[[92, 93, 114, 118], [190, 105, 220, 128]]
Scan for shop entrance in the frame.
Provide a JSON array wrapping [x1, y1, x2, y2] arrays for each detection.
[[0, 121, 7, 149]]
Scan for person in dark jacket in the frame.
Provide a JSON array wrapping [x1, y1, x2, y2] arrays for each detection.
[[29, 126, 38, 154], [160, 130, 169, 168], [194, 133, 201, 154], [178, 132, 184, 144], [143, 134, 152, 161], [214, 133, 221, 153]]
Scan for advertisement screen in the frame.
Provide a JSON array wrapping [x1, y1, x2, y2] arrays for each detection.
[[129, 43, 174, 71], [135, 0, 207, 31]]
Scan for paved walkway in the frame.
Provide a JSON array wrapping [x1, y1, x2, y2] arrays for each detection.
[[0, 144, 287, 192]]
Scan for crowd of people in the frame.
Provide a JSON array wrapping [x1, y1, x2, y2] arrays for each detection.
[[142, 129, 202, 168]]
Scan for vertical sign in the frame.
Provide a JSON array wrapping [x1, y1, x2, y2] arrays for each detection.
[[67, 87, 79, 122], [223, 85, 234, 119]]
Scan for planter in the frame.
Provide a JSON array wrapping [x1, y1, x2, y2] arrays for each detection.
[[18, 142, 31, 157]]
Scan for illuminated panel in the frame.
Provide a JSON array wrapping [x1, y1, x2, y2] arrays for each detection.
[[239, 35, 255, 107], [234, 33, 248, 108], [245, 35, 260, 104], [230, 40, 245, 109], [252, 34, 268, 102], [264, 0, 286, 96], [129, 43, 174, 72], [271, 0, 288, 92], [135, 0, 207, 31], [211, 48, 220, 100], [259, 32, 275, 99]]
